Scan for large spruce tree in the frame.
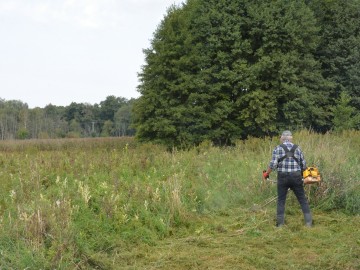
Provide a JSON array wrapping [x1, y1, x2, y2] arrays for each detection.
[[309, 0, 360, 110], [133, 0, 355, 147]]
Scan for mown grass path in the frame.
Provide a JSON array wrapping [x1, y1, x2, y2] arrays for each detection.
[[112, 208, 359, 270]]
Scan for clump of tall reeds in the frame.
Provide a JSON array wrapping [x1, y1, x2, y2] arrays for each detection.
[[295, 130, 360, 214]]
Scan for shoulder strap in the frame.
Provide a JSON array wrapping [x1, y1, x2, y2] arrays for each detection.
[[278, 144, 300, 165]]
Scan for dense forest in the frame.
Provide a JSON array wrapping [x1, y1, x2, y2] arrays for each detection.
[[0, 96, 135, 140], [133, 0, 360, 147], [2, 0, 360, 143]]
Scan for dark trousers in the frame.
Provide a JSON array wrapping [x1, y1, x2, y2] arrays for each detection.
[[277, 171, 312, 226]]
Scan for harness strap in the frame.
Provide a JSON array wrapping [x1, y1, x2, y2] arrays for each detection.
[[278, 144, 300, 167]]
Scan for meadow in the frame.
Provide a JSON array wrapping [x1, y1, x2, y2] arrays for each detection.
[[0, 131, 359, 269]]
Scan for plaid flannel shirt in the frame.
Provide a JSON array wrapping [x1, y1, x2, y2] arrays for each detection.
[[269, 140, 306, 172]]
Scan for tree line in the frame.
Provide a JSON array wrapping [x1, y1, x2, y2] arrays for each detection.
[[0, 96, 135, 140], [2, 0, 360, 144], [133, 0, 360, 148]]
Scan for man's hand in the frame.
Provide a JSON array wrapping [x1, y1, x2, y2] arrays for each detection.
[[262, 170, 270, 180]]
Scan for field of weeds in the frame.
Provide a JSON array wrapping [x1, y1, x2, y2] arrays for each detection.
[[0, 131, 359, 269]]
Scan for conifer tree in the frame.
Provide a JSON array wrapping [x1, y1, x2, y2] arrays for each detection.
[[309, 0, 360, 110], [133, 0, 332, 147]]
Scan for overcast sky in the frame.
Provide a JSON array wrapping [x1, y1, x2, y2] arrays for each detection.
[[0, 0, 184, 108]]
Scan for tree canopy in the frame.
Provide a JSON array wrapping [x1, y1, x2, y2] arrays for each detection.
[[134, 0, 360, 147], [0, 96, 134, 140]]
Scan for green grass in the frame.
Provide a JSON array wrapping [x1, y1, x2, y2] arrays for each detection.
[[0, 131, 359, 269], [132, 209, 359, 270]]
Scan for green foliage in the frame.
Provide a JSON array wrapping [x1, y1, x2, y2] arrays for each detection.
[[100, 120, 114, 137], [236, 90, 277, 135], [134, 0, 344, 147], [114, 103, 135, 136], [310, 0, 360, 109], [332, 92, 360, 131], [16, 128, 29, 139], [99, 95, 128, 122], [0, 96, 133, 140]]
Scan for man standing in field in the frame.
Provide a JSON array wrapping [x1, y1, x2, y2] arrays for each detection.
[[263, 130, 312, 227]]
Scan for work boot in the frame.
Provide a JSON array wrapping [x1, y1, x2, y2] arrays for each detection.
[[276, 215, 285, 227], [304, 213, 312, 227]]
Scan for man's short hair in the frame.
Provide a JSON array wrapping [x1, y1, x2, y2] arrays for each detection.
[[281, 130, 292, 137], [281, 130, 293, 142]]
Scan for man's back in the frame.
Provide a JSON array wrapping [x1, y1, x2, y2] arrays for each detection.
[[269, 140, 306, 172]]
